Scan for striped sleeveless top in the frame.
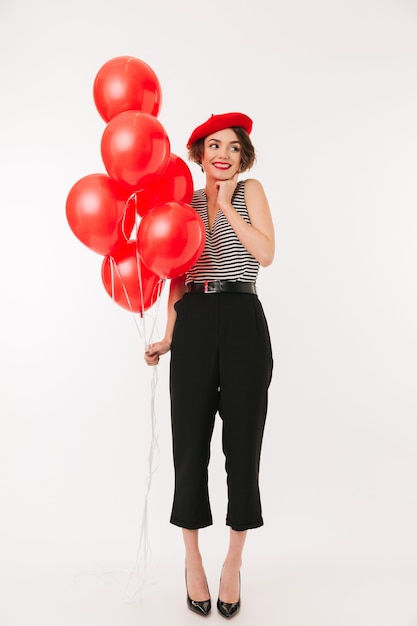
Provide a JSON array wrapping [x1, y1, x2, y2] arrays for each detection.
[[185, 179, 260, 284]]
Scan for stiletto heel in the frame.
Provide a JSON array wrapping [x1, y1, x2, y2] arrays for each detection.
[[217, 571, 241, 618], [185, 569, 211, 616]]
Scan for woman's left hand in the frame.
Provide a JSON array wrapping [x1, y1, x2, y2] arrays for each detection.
[[215, 173, 239, 209], [216, 178, 275, 268]]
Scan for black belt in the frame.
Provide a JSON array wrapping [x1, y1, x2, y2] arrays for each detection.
[[186, 281, 257, 294]]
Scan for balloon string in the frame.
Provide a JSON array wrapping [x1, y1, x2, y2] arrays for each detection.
[[108, 256, 139, 320], [124, 363, 160, 602], [108, 192, 166, 602]]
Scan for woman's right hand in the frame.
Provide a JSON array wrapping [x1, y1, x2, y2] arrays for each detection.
[[144, 276, 185, 366], [144, 339, 171, 366]]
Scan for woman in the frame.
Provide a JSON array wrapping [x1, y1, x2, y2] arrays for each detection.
[[145, 112, 274, 618]]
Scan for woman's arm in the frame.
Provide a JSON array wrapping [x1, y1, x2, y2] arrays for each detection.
[[216, 177, 275, 267], [144, 274, 187, 366]]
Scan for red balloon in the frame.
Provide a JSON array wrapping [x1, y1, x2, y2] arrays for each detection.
[[136, 153, 194, 217], [93, 56, 162, 122], [137, 201, 206, 279], [102, 240, 164, 313], [101, 110, 170, 190], [66, 174, 135, 255]]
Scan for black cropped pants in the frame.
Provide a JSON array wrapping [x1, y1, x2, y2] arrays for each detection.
[[169, 291, 273, 531]]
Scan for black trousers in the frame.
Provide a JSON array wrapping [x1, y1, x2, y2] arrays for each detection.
[[169, 292, 273, 531]]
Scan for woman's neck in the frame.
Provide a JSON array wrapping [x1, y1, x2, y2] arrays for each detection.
[[204, 179, 217, 199]]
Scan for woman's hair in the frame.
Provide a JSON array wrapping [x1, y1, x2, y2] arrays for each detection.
[[188, 127, 256, 172]]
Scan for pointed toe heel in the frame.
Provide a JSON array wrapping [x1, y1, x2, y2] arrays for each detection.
[[187, 596, 212, 616], [217, 597, 241, 619], [217, 570, 241, 618], [185, 569, 211, 616]]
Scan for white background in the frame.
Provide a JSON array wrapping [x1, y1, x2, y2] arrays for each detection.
[[1, 0, 417, 625]]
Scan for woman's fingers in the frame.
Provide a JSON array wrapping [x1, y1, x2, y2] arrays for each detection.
[[144, 342, 165, 365], [144, 339, 171, 365], [144, 352, 159, 365]]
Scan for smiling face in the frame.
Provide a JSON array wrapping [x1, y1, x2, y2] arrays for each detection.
[[201, 128, 242, 179]]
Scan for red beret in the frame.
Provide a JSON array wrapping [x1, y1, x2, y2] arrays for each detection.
[[186, 112, 253, 149]]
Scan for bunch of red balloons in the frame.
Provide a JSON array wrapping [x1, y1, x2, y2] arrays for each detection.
[[66, 56, 205, 314]]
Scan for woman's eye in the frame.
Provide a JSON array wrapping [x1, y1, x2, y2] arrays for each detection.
[[209, 143, 218, 149]]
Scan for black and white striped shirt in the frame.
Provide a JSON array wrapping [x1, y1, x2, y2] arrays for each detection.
[[185, 180, 259, 284]]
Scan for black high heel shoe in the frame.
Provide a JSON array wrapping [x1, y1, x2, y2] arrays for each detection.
[[185, 569, 211, 616], [217, 571, 241, 618]]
